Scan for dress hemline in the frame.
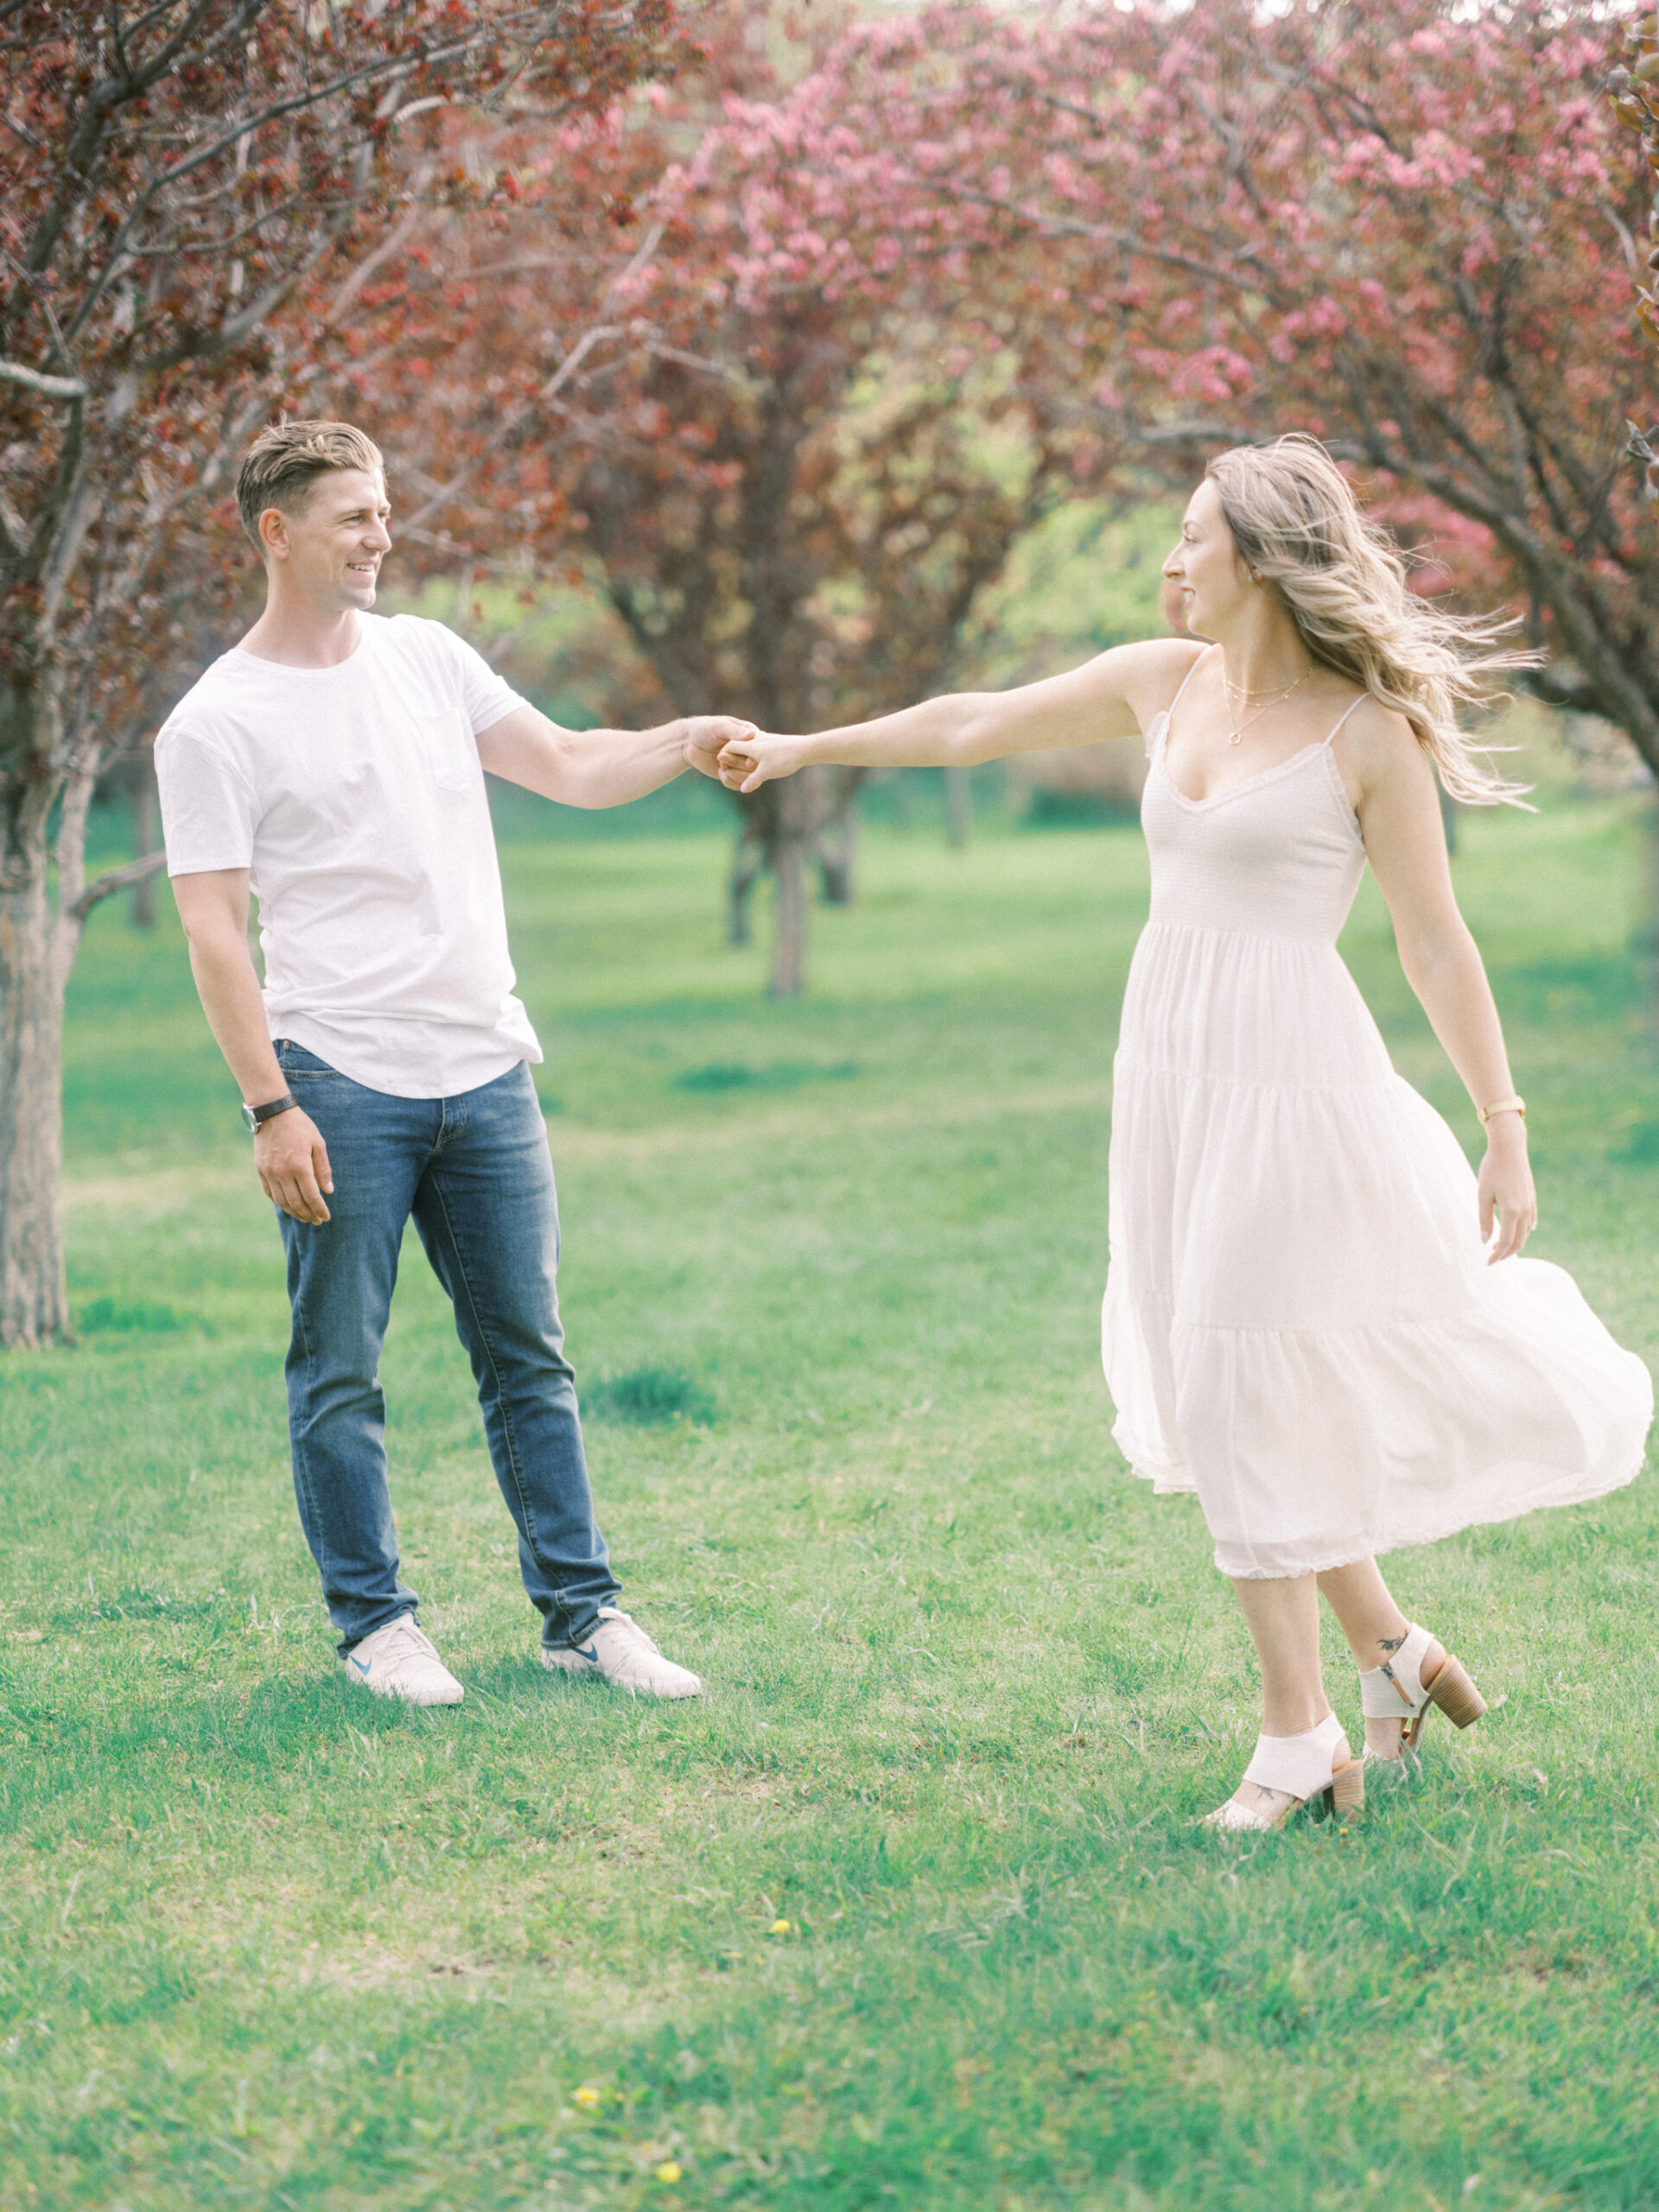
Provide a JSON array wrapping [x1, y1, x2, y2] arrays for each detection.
[[1117, 1444, 1648, 1580]]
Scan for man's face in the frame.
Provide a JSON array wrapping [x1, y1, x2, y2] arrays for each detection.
[[262, 467, 391, 611]]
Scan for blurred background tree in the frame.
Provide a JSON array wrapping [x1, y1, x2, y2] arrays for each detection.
[[729, 0, 1659, 763], [0, 0, 681, 1347], [329, 2, 1080, 995]]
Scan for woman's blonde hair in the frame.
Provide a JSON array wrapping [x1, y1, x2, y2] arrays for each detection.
[[1205, 435, 1531, 805]]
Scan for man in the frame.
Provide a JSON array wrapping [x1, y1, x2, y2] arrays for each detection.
[[156, 420, 747, 1707]]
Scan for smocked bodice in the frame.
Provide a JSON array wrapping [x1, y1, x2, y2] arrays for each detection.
[[1141, 712, 1366, 946]]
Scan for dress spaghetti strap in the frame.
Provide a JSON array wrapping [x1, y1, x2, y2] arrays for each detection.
[[1166, 645, 1211, 721], [1146, 645, 1212, 759], [1322, 693, 1367, 747]]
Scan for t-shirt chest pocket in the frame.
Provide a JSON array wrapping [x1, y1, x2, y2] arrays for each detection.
[[410, 706, 475, 793]]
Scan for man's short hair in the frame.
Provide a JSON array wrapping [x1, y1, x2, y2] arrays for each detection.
[[236, 420, 385, 547]]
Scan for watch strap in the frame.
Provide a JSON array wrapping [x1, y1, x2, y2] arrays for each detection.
[[243, 1090, 298, 1132]]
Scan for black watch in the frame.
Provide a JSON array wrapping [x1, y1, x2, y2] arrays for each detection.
[[242, 1091, 297, 1135]]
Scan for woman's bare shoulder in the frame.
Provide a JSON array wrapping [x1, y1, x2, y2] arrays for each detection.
[[1078, 635, 1209, 724], [1334, 690, 1431, 779], [1330, 690, 1441, 827]]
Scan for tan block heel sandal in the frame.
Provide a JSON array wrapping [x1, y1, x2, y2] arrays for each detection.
[[1358, 1620, 1487, 1757]]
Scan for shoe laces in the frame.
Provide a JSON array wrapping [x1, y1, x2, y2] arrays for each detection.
[[595, 1606, 661, 1657], [374, 1617, 439, 1665]]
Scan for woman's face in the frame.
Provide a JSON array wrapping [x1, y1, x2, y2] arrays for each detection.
[[1163, 478, 1254, 640]]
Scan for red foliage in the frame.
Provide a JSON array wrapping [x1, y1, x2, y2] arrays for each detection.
[[335, 3, 1077, 995], [0, 1, 682, 792], [1605, 9, 1659, 505], [669, 0, 1659, 759]]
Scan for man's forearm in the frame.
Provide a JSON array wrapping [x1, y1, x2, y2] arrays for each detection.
[[559, 721, 691, 808], [485, 714, 690, 810], [187, 927, 286, 1104]]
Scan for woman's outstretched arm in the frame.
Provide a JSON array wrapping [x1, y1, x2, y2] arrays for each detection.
[[1342, 699, 1536, 1263], [717, 638, 1201, 792]]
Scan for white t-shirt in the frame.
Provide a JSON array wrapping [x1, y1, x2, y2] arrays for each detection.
[[155, 613, 543, 1098]]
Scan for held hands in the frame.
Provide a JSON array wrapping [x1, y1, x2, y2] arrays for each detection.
[[715, 728, 808, 794], [256, 1107, 334, 1225], [682, 715, 760, 781], [1478, 1116, 1535, 1263]]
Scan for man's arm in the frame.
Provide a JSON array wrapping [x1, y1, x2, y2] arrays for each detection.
[[170, 868, 334, 1225], [475, 705, 754, 808]]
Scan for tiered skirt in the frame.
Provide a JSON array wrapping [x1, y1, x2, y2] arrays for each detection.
[[1101, 923, 1651, 1577]]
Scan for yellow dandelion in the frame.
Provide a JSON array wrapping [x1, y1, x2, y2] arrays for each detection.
[[769, 1917, 791, 1936], [573, 2085, 601, 2107], [655, 2161, 683, 2183]]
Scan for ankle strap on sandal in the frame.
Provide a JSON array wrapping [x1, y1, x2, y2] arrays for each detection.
[[1242, 1711, 1346, 1798], [1358, 1621, 1434, 1718]]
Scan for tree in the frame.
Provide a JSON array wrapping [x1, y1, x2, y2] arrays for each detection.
[[0, 0, 678, 1349], [1607, 8, 1659, 508], [327, 3, 1076, 996], [731, 0, 1659, 769], [570, 289, 1070, 994]]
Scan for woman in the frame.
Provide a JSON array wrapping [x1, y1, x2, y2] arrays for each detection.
[[718, 437, 1652, 1832]]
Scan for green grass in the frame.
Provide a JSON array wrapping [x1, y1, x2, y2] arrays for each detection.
[[6, 791, 1659, 2210]]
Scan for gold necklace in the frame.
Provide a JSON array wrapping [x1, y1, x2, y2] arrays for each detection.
[[1225, 666, 1309, 747], [1222, 663, 1308, 704]]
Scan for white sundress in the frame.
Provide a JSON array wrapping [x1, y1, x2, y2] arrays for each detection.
[[1101, 663, 1653, 1579]]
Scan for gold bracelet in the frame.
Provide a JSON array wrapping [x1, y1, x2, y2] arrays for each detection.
[[1478, 1096, 1526, 1123]]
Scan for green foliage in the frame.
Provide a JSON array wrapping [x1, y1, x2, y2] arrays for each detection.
[[950, 499, 1184, 690], [7, 793, 1658, 2209]]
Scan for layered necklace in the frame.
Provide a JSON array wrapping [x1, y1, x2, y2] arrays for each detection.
[[1222, 662, 1311, 746]]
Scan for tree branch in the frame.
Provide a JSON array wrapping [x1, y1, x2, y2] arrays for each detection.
[[22, 0, 242, 283], [68, 849, 168, 925], [0, 359, 88, 398]]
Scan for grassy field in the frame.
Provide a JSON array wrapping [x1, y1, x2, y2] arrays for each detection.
[[5, 782, 1659, 2211]]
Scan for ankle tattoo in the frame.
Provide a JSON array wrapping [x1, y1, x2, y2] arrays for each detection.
[[1377, 1632, 1406, 1654]]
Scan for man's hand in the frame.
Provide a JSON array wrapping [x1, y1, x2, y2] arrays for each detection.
[[256, 1106, 334, 1224], [683, 715, 758, 780]]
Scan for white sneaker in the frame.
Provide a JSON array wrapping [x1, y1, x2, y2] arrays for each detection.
[[541, 1606, 702, 1699], [341, 1616, 464, 1707]]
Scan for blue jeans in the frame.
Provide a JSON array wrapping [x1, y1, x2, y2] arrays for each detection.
[[273, 1040, 620, 1653]]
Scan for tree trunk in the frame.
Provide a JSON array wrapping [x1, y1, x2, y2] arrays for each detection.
[[816, 785, 857, 906], [130, 759, 159, 928], [770, 834, 808, 998], [0, 865, 70, 1349], [944, 762, 972, 850], [728, 827, 764, 946]]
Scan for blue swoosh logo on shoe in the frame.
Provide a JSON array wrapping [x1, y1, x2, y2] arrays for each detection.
[[574, 1643, 598, 1663], [348, 1654, 371, 1675]]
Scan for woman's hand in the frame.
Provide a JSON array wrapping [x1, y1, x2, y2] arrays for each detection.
[[717, 729, 810, 793], [1478, 1118, 1536, 1262], [683, 716, 758, 779]]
